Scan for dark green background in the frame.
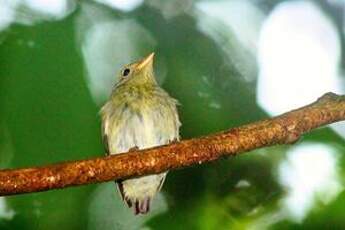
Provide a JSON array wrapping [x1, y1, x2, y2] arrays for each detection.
[[0, 0, 344, 229]]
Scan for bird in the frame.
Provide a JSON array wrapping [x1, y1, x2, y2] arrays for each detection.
[[100, 53, 181, 215]]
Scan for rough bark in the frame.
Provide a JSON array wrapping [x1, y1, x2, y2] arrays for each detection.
[[0, 92, 344, 196]]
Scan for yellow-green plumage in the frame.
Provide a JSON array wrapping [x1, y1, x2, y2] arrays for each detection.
[[100, 53, 180, 214]]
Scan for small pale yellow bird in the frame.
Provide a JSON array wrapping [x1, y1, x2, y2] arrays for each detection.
[[100, 53, 180, 214]]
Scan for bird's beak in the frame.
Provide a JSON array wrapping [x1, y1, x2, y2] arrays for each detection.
[[137, 52, 155, 71]]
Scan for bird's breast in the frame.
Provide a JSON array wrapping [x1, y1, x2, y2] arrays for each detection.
[[105, 101, 179, 155]]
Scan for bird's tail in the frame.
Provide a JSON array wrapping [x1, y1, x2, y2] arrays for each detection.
[[117, 181, 151, 215]]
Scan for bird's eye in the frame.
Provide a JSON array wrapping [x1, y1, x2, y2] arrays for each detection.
[[122, 68, 130, 77]]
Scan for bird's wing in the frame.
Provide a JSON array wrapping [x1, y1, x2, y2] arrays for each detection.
[[101, 120, 110, 155]]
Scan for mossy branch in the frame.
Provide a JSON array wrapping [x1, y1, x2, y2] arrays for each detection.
[[0, 92, 344, 196]]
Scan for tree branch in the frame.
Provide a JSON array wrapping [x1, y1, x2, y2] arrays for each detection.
[[0, 92, 344, 196]]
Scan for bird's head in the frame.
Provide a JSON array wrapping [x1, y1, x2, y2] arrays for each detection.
[[115, 53, 157, 88]]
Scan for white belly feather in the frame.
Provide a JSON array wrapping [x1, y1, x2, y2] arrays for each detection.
[[102, 100, 180, 212]]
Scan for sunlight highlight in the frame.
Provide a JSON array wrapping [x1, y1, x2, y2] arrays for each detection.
[[279, 143, 343, 221], [0, 197, 15, 220], [196, 0, 263, 53], [0, 1, 15, 31], [24, 0, 74, 18], [257, 1, 343, 115], [195, 0, 263, 82]]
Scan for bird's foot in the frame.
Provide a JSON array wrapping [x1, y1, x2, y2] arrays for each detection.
[[128, 146, 139, 152], [168, 138, 179, 144]]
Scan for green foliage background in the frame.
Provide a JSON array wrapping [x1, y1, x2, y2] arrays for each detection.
[[0, 0, 344, 229]]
